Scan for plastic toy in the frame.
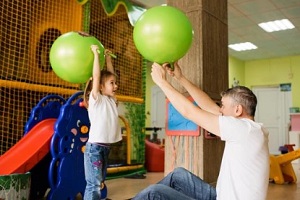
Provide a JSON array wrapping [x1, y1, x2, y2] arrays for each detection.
[[47, 91, 89, 199], [0, 95, 66, 199], [269, 144, 300, 184]]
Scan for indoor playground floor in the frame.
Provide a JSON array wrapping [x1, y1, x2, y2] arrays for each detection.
[[103, 162, 300, 200], [44, 162, 300, 199]]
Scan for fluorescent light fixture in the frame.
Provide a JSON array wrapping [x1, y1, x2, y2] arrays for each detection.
[[258, 19, 295, 32], [228, 42, 257, 51]]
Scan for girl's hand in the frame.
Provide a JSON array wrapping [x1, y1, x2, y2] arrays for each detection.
[[91, 45, 99, 55], [104, 49, 117, 59], [104, 49, 113, 57]]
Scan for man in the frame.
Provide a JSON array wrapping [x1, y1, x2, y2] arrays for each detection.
[[133, 62, 269, 200]]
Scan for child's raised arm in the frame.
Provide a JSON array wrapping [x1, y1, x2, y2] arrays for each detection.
[[91, 45, 101, 99], [105, 49, 114, 73]]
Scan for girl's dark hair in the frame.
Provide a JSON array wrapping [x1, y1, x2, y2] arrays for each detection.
[[100, 69, 116, 85], [221, 86, 257, 117], [82, 70, 116, 109]]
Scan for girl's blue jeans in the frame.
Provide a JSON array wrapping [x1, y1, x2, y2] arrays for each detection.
[[83, 142, 110, 200], [133, 167, 216, 200]]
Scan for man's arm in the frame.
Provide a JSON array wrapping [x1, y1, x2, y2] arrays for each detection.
[[151, 63, 221, 136], [177, 75, 220, 115], [166, 62, 220, 115]]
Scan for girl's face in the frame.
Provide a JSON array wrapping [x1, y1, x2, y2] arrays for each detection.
[[100, 75, 118, 97]]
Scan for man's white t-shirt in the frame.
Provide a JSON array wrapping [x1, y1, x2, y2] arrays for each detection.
[[216, 116, 269, 200], [87, 92, 122, 144]]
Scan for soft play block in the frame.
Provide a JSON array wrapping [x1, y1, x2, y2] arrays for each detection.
[[145, 140, 165, 172]]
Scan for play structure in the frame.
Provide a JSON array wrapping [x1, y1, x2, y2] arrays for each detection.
[[0, 0, 149, 199], [0, 0, 146, 157], [269, 144, 300, 184], [0, 91, 144, 199]]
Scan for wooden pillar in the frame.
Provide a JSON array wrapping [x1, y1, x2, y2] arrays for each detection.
[[165, 0, 228, 183]]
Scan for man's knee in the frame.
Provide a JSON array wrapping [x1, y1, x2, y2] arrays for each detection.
[[147, 184, 163, 192], [173, 167, 188, 174], [134, 184, 163, 198]]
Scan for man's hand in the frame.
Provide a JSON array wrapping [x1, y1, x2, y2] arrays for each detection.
[[151, 62, 167, 87], [164, 62, 183, 80]]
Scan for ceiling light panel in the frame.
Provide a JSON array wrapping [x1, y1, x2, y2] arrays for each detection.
[[228, 42, 257, 51], [258, 19, 295, 32]]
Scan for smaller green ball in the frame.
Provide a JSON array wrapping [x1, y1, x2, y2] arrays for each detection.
[[49, 31, 105, 84]]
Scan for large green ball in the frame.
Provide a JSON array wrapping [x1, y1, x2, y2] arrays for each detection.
[[133, 5, 193, 64], [49, 31, 105, 84]]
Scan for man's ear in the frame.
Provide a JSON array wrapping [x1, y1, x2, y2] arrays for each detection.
[[235, 104, 243, 116]]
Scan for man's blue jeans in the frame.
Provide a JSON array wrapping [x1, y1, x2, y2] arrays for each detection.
[[133, 167, 216, 200], [83, 142, 110, 200]]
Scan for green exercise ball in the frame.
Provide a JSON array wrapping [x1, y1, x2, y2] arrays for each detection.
[[49, 31, 105, 84], [133, 5, 193, 64]]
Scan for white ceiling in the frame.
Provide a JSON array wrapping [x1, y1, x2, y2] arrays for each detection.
[[131, 0, 300, 61]]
